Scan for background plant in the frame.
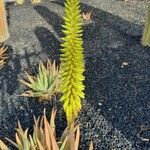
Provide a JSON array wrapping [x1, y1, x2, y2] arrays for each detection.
[[60, 0, 85, 124], [81, 10, 93, 24], [141, 5, 150, 46], [15, 0, 24, 5], [0, 0, 9, 42], [31, 0, 41, 4]]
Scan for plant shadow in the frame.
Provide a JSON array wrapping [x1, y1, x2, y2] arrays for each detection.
[[34, 26, 61, 62], [34, 5, 64, 38]]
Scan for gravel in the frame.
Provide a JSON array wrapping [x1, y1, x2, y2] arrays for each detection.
[[0, 0, 150, 149]]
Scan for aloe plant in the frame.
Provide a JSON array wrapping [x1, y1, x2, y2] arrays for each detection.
[[16, 0, 25, 5], [31, 0, 41, 4], [0, 108, 93, 150], [141, 5, 150, 46], [20, 60, 59, 100], [60, 0, 85, 124], [0, 0, 9, 42]]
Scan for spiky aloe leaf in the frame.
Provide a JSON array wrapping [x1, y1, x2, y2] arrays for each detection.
[[31, 0, 41, 4], [0, 139, 9, 150], [20, 60, 59, 100], [60, 0, 85, 124], [89, 141, 94, 150], [0, 0, 9, 42], [5, 122, 31, 150]]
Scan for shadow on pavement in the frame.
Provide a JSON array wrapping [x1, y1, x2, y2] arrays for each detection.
[[34, 26, 61, 62]]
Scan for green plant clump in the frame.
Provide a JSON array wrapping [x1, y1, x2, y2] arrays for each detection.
[[20, 60, 59, 100]]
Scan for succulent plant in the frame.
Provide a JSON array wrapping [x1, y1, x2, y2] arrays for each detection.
[[15, 0, 25, 5], [0, 108, 93, 150], [60, 0, 85, 124], [20, 60, 59, 100], [31, 0, 41, 4], [0, 45, 7, 69], [81, 10, 93, 24], [141, 5, 150, 46]]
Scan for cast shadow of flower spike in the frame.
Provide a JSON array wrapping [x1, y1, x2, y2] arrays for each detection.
[[34, 5, 64, 39], [34, 26, 61, 62]]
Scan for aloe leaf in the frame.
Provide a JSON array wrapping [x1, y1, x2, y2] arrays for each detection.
[[59, 136, 68, 150], [0, 139, 9, 150], [6, 138, 20, 149]]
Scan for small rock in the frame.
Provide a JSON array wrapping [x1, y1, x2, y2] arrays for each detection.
[[98, 102, 102, 106], [121, 61, 129, 68]]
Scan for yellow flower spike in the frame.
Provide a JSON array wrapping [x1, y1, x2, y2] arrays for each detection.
[[60, 0, 85, 124]]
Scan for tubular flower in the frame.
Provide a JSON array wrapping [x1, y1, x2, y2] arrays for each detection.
[[60, 0, 85, 124]]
